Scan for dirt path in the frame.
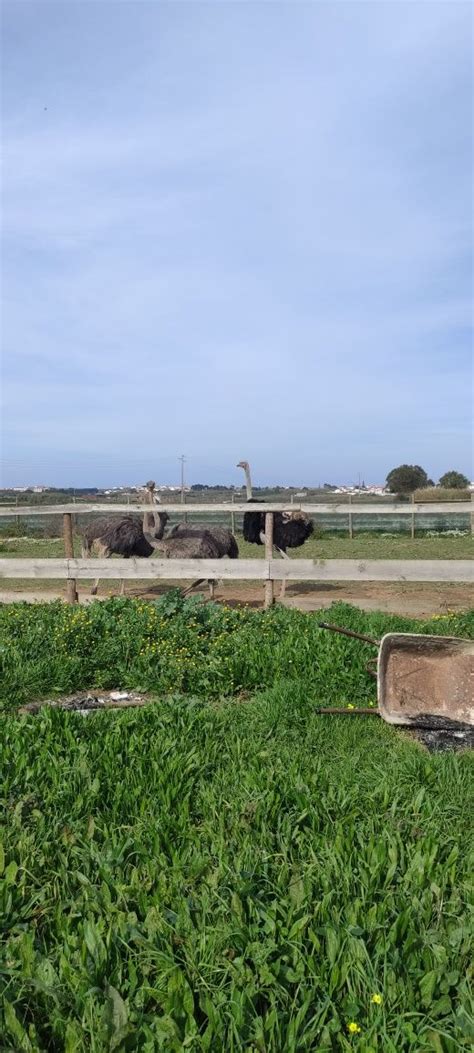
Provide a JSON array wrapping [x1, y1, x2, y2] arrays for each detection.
[[1, 580, 472, 616]]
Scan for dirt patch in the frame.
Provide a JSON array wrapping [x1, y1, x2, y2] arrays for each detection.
[[0, 579, 472, 616], [19, 690, 149, 716]]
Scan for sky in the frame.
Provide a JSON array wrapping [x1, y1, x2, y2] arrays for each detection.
[[1, 0, 472, 488]]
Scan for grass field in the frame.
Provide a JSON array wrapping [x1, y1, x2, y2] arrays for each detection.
[[0, 532, 472, 561], [1, 599, 473, 1050]]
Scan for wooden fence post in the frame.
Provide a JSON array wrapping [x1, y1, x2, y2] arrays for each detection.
[[411, 493, 415, 540], [348, 494, 353, 539], [264, 511, 274, 610], [63, 513, 78, 603], [231, 493, 235, 534]]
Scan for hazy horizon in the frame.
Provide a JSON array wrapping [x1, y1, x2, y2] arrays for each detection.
[[2, 1, 472, 489]]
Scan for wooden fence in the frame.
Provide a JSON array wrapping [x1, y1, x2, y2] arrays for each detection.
[[0, 500, 471, 515], [0, 501, 472, 607]]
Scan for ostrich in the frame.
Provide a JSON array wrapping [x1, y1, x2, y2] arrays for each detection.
[[81, 482, 229, 599], [167, 521, 239, 598], [141, 491, 227, 599], [236, 460, 313, 600], [81, 481, 169, 596], [168, 523, 238, 558]]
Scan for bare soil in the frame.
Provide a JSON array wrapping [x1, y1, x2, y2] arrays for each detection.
[[1, 580, 472, 616]]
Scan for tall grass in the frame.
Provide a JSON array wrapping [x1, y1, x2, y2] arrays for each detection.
[[1, 596, 473, 711], [1, 597, 473, 1050], [414, 488, 471, 502], [2, 693, 473, 1051]]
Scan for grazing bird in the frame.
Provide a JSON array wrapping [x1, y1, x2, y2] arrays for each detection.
[[167, 522, 239, 598], [237, 460, 313, 600], [142, 513, 224, 599], [168, 522, 238, 558], [81, 481, 169, 596]]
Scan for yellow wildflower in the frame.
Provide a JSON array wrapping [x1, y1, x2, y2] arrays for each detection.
[[346, 703, 355, 709], [347, 1022, 361, 1034], [371, 993, 383, 1005]]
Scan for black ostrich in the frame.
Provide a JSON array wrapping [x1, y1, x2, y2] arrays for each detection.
[[237, 460, 313, 599], [81, 481, 224, 598], [81, 481, 169, 595]]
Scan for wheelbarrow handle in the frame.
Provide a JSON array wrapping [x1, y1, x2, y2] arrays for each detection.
[[318, 622, 380, 647]]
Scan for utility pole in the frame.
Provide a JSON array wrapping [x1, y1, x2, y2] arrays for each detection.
[[179, 454, 187, 522]]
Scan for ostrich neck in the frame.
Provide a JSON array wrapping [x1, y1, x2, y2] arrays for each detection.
[[243, 464, 253, 500], [143, 488, 166, 540]]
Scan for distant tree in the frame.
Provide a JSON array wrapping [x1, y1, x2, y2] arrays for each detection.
[[438, 470, 470, 489], [386, 464, 429, 494]]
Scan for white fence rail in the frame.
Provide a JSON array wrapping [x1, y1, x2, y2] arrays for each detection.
[[0, 501, 471, 516], [1, 558, 472, 583]]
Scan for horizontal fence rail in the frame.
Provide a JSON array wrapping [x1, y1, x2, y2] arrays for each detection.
[[1, 558, 472, 583], [0, 501, 471, 516]]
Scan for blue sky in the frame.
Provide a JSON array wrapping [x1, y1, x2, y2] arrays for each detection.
[[1, 1, 472, 488]]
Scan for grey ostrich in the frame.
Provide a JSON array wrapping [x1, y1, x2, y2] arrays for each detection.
[[167, 520, 238, 598], [141, 496, 224, 598], [237, 460, 313, 600], [81, 481, 169, 596]]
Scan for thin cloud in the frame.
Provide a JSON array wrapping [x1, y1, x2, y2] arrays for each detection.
[[1, 0, 472, 486]]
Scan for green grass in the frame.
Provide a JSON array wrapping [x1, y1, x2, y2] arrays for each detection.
[[1, 599, 473, 1050], [0, 532, 472, 562], [2, 692, 473, 1051], [1, 596, 473, 712]]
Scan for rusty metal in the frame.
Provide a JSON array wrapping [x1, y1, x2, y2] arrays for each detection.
[[318, 622, 379, 647], [318, 622, 473, 734], [377, 633, 473, 728]]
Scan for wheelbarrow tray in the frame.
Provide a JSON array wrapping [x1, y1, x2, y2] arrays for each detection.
[[377, 633, 473, 728]]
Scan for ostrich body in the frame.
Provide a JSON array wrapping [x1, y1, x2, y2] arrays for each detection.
[[167, 523, 238, 598], [141, 505, 225, 598], [168, 523, 238, 559], [81, 482, 169, 596], [237, 460, 313, 600]]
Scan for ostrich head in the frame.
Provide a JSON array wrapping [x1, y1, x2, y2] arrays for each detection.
[[236, 461, 253, 500], [144, 479, 160, 503]]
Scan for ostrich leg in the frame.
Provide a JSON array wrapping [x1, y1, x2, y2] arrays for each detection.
[[182, 578, 206, 597], [276, 547, 290, 601], [90, 541, 110, 597]]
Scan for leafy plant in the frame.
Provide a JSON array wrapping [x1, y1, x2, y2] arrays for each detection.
[[1, 599, 473, 1050]]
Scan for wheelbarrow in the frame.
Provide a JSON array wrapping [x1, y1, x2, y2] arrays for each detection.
[[318, 622, 473, 732]]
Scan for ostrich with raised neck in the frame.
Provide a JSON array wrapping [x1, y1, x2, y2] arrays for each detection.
[[82, 482, 224, 599], [236, 460, 314, 600], [81, 480, 168, 596]]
